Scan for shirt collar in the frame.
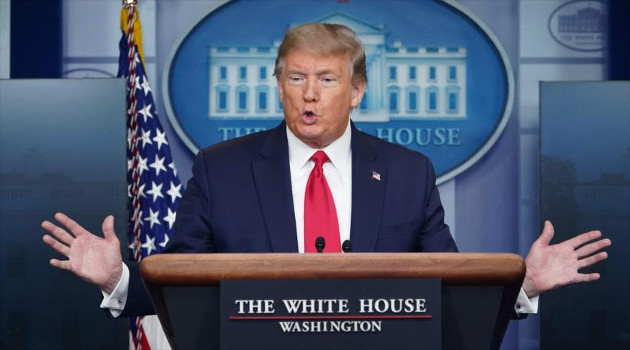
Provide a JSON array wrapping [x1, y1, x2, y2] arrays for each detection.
[[286, 121, 352, 173]]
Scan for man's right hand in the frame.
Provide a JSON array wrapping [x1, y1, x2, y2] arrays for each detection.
[[42, 212, 123, 294]]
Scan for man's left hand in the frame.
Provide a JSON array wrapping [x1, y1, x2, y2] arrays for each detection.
[[522, 220, 611, 298]]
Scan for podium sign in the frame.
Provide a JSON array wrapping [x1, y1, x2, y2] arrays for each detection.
[[220, 279, 441, 350]]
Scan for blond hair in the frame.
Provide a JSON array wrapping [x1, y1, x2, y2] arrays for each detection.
[[274, 23, 367, 86]]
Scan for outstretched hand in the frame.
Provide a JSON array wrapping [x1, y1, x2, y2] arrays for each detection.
[[522, 221, 611, 298], [42, 212, 123, 294]]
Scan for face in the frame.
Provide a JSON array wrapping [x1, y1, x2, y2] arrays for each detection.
[[278, 50, 365, 149]]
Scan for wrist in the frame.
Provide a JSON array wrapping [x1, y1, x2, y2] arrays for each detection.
[[102, 263, 124, 294], [522, 270, 540, 298]]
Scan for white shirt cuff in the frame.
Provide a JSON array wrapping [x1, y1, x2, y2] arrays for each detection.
[[99, 262, 130, 318], [514, 288, 539, 314]]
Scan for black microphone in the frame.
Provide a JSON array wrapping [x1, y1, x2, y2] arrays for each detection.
[[315, 237, 325, 253], [342, 240, 352, 253]]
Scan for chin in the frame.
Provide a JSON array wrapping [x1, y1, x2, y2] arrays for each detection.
[[299, 134, 327, 148], [297, 125, 322, 137]]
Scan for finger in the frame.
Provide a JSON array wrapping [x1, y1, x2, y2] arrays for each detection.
[[42, 220, 75, 246], [573, 272, 601, 283], [578, 251, 608, 269], [55, 212, 92, 237], [575, 238, 611, 258], [102, 215, 117, 241], [49, 258, 72, 271], [565, 230, 602, 249], [536, 220, 555, 246], [42, 235, 71, 257]]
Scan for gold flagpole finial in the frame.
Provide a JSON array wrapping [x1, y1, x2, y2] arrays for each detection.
[[123, 0, 137, 7]]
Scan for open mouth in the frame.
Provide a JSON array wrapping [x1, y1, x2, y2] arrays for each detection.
[[301, 110, 318, 124]]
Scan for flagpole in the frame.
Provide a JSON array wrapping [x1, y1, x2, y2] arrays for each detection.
[[122, 2, 149, 349], [119, 0, 179, 348]]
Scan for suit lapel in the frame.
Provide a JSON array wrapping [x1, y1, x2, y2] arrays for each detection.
[[251, 123, 298, 252], [350, 124, 386, 252]]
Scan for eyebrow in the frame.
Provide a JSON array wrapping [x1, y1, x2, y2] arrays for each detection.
[[315, 68, 336, 76], [286, 69, 306, 76], [286, 68, 339, 76]]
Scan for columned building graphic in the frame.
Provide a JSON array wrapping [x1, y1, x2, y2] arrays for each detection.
[[208, 12, 467, 121], [558, 6, 607, 33]]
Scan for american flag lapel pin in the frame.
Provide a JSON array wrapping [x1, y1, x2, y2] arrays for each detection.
[[372, 170, 381, 181]]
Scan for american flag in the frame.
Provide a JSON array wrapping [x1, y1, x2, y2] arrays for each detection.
[[118, 2, 180, 349]]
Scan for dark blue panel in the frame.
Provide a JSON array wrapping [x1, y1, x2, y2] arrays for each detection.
[[540, 81, 630, 350], [0, 79, 128, 349], [10, 0, 62, 78], [608, 0, 630, 80]]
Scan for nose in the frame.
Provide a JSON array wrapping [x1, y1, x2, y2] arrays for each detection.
[[302, 78, 319, 102]]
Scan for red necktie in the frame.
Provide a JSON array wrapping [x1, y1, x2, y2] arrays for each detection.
[[304, 150, 341, 253]]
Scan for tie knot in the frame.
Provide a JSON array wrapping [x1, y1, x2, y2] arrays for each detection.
[[310, 150, 330, 168]]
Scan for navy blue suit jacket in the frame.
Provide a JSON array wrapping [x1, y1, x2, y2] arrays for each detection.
[[122, 122, 457, 316]]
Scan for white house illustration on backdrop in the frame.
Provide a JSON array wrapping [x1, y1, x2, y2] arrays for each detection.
[[207, 12, 467, 122]]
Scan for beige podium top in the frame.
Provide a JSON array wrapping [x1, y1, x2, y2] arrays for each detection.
[[141, 253, 525, 286]]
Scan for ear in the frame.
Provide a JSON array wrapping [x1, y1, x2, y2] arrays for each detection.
[[276, 77, 285, 106], [350, 79, 366, 108]]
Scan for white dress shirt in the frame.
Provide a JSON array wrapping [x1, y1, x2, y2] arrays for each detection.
[[287, 121, 352, 253]]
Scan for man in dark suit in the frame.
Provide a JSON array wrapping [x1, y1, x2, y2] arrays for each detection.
[[42, 23, 610, 318]]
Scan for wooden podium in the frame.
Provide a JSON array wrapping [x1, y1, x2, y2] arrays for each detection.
[[141, 253, 525, 350]]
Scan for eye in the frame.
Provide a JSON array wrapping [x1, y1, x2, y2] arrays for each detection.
[[288, 75, 305, 85], [320, 76, 337, 86]]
